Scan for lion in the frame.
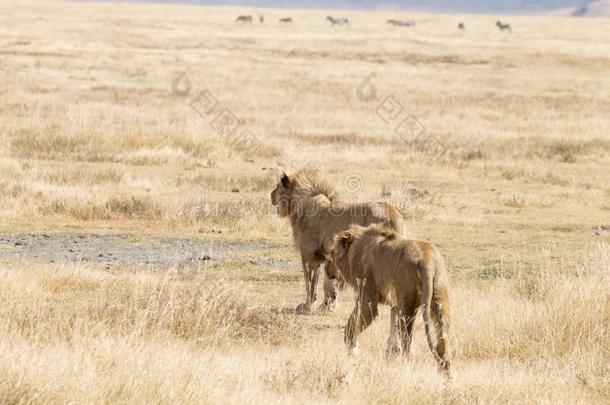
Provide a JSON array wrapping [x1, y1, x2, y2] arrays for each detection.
[[270, 169, 405, 314], [324, 224, 451, 375]]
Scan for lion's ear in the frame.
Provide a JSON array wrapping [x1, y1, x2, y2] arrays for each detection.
[[281, 172, 292, 189], [336, 231, 353, 250]]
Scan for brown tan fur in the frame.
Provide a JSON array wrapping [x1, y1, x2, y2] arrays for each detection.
[[327, 224, 451, 375], [270, 169, 405, 314]]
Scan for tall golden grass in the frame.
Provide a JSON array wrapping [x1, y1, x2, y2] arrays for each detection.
[[0, 242, 607, 403]]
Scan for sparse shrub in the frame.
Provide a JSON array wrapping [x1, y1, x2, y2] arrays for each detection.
[[177, 173, 276, 192], [39, 196, 164, 221], [0, 181, 27, 199], [40, 168, 123, 185], [179, 196, 269, 227], [499, 194, 525, 208], [104, 196, 163, 219], [461, 148, 486, 161], [549, 143, 579, 163]]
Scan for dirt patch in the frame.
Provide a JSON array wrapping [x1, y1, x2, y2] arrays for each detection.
[[0, 233, 292, 271]]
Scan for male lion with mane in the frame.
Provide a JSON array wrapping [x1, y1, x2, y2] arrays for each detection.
[[270, 169, 405, 314], [325, 224, 451, 375]]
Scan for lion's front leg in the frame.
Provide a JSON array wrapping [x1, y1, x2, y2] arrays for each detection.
[[295, 260, 320, 315], [320, 267, 338, 313]]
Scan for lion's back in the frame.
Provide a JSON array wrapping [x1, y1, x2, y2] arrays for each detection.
[[343, 201, 406, 235], [350, 232, 422, 286]]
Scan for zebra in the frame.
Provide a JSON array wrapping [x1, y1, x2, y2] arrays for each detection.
[[326, 16, 350, 26], [496, 21, 511, 32], [235, 15, 252, 23], [458, 22, 465, 30], [387, 19, 415, 27], [279, 17, 293, 24]]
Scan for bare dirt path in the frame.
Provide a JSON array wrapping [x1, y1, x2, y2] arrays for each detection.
[[0, 233, 292, 271]]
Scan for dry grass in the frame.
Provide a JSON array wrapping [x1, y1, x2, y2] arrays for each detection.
[[0, 0, 609, 403], [0, 243, 607, 403]]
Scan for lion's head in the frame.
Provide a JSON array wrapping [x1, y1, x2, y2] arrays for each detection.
[[326, 225, 363, 283], [270, 169, 338, 218], [328, 224, 400, 283], [270, 172, 293, 217]]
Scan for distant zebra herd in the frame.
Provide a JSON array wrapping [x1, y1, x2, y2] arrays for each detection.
[[235, 15, 253, 23], [236, 14, 351, 25], [387, 19, 416, 27], [235, 14, 514, 32], [326, 16, 350, 26]]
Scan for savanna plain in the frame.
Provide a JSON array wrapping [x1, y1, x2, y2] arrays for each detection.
[[0, 0, 609, 403]]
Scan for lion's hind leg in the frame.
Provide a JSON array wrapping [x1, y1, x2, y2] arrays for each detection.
[[386, 300, 418, 359], [399, 300, 419, 358], [386, 307, 402, 359], [345, 295, 378, 354]]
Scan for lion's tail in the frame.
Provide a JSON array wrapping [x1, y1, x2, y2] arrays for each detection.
[[419, 256, 451, 375], [419, 261, 437, 357]]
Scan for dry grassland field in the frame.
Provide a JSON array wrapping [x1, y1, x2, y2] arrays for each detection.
[[0, 0, 609, 403]]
